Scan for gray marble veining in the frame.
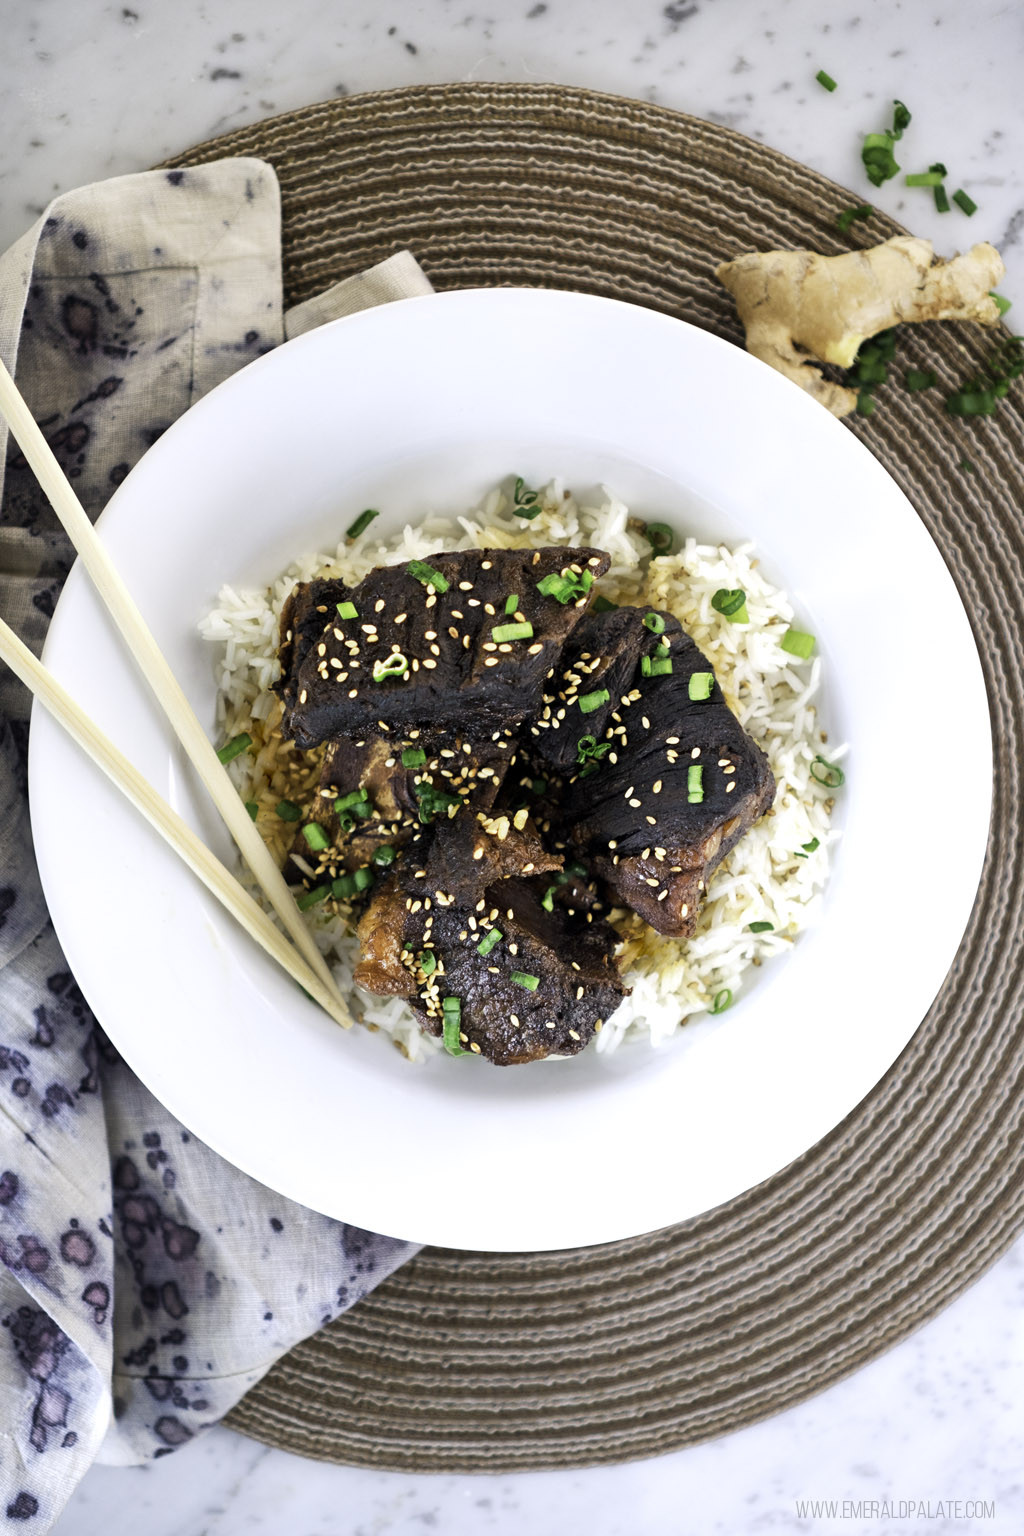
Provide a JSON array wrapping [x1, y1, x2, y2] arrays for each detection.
[[6, 1, 1024, 1531]]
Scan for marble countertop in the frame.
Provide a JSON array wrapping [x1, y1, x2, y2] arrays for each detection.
[[5, 0, 1023, 1531]]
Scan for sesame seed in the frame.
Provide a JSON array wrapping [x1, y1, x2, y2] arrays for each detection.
[[726, 781, 736, 793], [629, 797, 642, 808], [657, 890, 669, 901], [484, 657, 499, 667], [652, 780, 663, 793], [317, 643, 326, 656], [568, 1029, 581, 1041], [470, 1042, 482, 1054], [422, 658, 437, 670]]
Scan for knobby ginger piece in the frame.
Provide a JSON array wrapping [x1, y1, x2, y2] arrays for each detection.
[[715, 235, 1005, 416]]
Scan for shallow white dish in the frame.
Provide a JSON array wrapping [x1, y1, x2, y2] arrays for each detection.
[[30, 289, 990, 1252]]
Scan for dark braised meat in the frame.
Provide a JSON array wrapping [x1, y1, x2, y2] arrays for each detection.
[[354, 815, 626, 1064], [550, 615, 775, 938], [277, 547, 610, 749]]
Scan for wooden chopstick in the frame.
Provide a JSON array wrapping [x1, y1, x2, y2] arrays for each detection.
[[0, 358, 346, 1011], [0, 612, 352, 1029]]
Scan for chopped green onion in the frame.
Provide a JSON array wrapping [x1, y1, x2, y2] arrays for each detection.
[[373, 845, 396, 867], [530, 778, 547, 795], [296, 883, 331, 911], [442, 995, 461, 1013], [217, 732, 252, 764], [687, 763, 704, 804], [512, 476, 542, 519], [929, 161, 948, 178], [302, 822, 330, 851], [373, 653, 409, 681], [407, 559, 449, 592], [960, 457, 975, 474], [641, 655, 673, 677], [402, 747, 426, 768], [748, 921, 774, 933], [644, 522, 675, 557], [345, 509, 379, 541], [276, 799, 301, 822], [991, 292, 1012, 317], [477, 928, 503, 956], [710, 989, 733, 1015], [946, 389, 997, 417], [836, 204, 873, 234], [492, 621, 534, 643], [510, 971, 540, 991], [811, 755, 845, 788], [565, 860, 589, 878], [336, 600, 358, 620], [244, 801, 259, 821], [414, 781, 462, 823], [803, 837, 820, 853], [815, 69, 837, 91], [334, 788, 369, 812], [643, 612, 666, 634], [711, 588, 748, 623], [780, 629, 815, 660], [591, 595, 618, 613], [418, 949, 436, 974], [688, 671, 714, 701], [351, 866, 374, 892], [905, 171, 944, 187], [577, 734, 597, 757], [536, 573, 575, 602], [856, 390, 876, 417], [953, 189, 977, 217], [862, 132, 900, 188], [891, 100, 911, 138], [934, 183, 950, 213], [505, 593, 520, 614], [442, 1014, 468, 1056], [331, 874, 356, 899], [905, 368, 937, 391], [579, 688, 611, 714], [540, 886, 556, 912]]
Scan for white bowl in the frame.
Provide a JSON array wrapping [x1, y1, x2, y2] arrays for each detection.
[[29, 289, 990, 1251]]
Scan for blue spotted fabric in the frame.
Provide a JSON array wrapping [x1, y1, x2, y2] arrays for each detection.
[[0, 160, 426, 1528]]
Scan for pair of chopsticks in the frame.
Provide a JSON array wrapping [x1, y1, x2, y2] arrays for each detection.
[[0, 359, 352, 1031]]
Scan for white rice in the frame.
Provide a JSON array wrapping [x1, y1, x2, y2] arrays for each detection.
[[199, 481, 843, 1063]]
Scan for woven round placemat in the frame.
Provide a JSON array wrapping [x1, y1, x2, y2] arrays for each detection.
[[164, 83, 1024, 1472]]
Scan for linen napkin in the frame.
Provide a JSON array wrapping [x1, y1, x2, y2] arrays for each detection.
[[0, 158, 432, 1529]]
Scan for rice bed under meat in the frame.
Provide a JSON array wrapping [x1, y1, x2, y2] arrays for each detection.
[[199, 481, 843, 1062]]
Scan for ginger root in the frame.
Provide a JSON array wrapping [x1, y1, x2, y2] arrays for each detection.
[[715, 235, 1005, 416]]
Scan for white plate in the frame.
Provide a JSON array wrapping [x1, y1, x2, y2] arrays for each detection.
[[29, 289, 990, 1252]]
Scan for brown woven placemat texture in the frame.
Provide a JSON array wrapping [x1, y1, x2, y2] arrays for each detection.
[[165, 82, 1024, 1472]]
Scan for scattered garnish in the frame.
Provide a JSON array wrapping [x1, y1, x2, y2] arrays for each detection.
[[710, 988, 733, 1014], [401, 747, 427, 768], [373, 845, 397, 866], [687, 763, 704, 804], [373, 653, 409, 681], [711, 588, 749, 623], [245, 801, 258, 821], [442, 998, 468, 1056], [579, 688, 611, 714], [505, 593, 520, 614], [688, 671, 714, 701], [644, 522, 675, 557], [540, 886, 556, 912], [336, 600, 358, 620], [748, 921, 774, 933], [836, 203, 873, 235], [477, 928, 503, 956], [946, 336, 1024, 416], [904, 368, 937, 391], [414, 781, 462, 823], [345, 509, 379, 541], [492, 621, 534, 643], [643, 612, 667, 634], [512, 476, 542, 519], [816, 69, 837, 92], [511, 971, 540, 991], [302, 822, 330, 851], [217, 731, 251, 764], [780, 629, 815, 660], [905, 171, 944, 187], [811, 755, 845, 788], [591, 595, 619, 613], [419, 949, 436, 975], [334, 788, 369, 813], [953, 189, 978, 217], [296, 884, 330, 911], [795, 837, 821, 857], [407, 559, 449, 592], [275, 799, 301, 821], [991, 293, 1012, 317]]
